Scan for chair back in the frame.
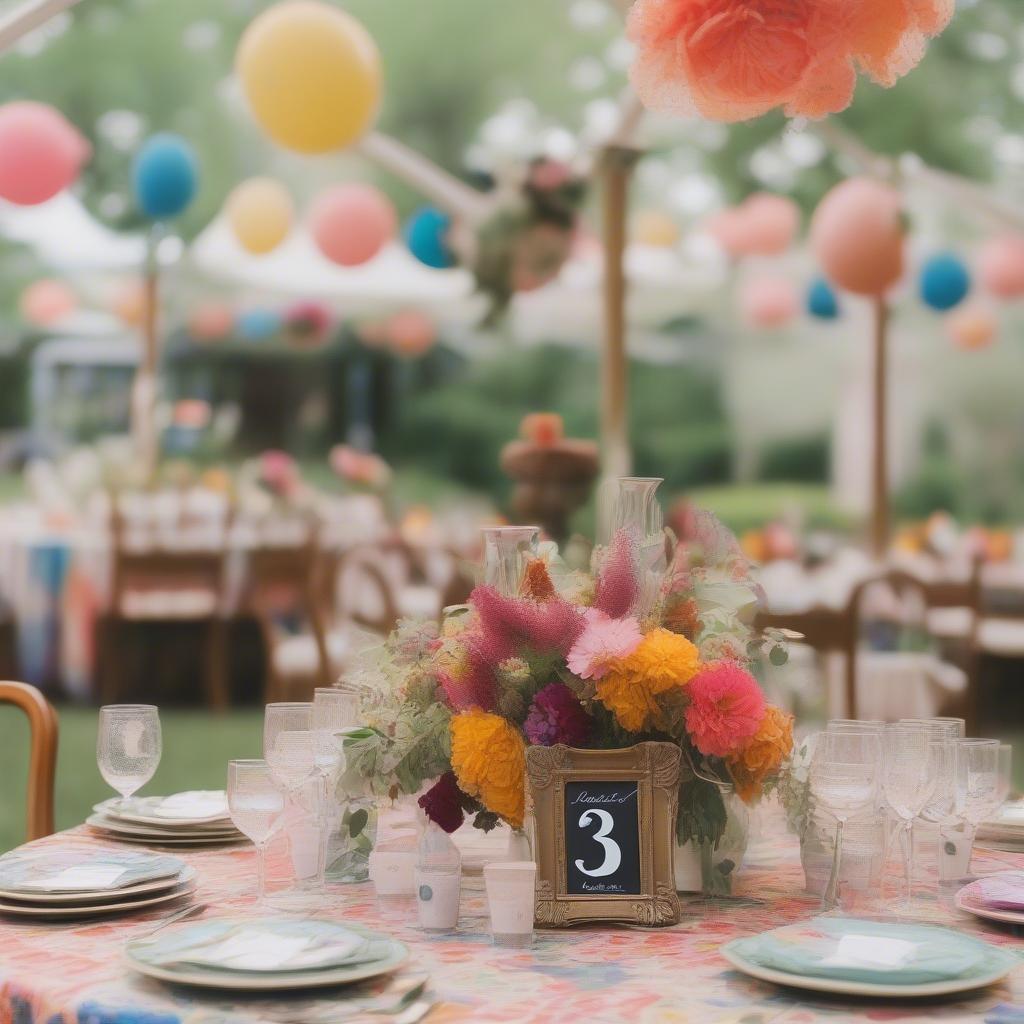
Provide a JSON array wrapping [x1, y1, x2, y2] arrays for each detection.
[[0, 681, 58, 841]]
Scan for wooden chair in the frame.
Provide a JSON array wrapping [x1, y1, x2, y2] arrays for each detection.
[[0, 681, 58, 841]]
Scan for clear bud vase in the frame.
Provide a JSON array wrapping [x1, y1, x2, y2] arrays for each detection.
[[482, 526, 540, 598]]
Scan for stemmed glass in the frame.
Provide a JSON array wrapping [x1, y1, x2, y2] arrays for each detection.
[[949, 738, 1001, 880], [809, 730, 881, 910], [312, 687, 360, 782], [97, 704, 162, 808], [997, 744, 1013, 805], [882, 724, 937, 910], [227, 759, 285, 905]]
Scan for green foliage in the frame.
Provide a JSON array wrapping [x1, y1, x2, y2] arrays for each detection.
[[685, 483, 851, 535], [758, 435, 830, 484], [676, 776, 728, 849]]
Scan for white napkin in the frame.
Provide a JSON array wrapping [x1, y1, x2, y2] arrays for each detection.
[[19, 864, 129, 892], [161, 927, 368, 972], [819, 935, 918, 973]]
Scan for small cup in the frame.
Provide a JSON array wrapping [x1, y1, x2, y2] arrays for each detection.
[[484, 860, 536, 947], [414, 868, 461, 932]]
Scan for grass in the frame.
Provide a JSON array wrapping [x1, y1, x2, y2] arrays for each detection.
[[686, 483, 852, 536], [0, 705, 264, 853]]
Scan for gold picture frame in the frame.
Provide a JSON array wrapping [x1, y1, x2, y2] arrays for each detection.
[[526, 742, 681, 928]]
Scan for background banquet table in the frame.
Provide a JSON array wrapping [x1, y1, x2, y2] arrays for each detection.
[[3, 811, 1024, 1023]]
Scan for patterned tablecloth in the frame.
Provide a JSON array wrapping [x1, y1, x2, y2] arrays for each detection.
[[2, 815, 1024, 1024]]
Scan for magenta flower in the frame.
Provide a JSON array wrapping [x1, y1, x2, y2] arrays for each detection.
[[524, 683, 591, 747], [567, 611, 642, 680]]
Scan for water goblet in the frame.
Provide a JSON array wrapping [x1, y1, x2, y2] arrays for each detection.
[[312, 686, 360, 782], [227, 759, 285, 905], [97, 704, 161, 808], [949, 738, 1001, 881], [997, 743, 1013, 805]]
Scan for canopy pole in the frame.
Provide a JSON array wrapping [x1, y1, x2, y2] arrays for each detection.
[[870, 296, 889, 558], [130, 226, 161, 483]]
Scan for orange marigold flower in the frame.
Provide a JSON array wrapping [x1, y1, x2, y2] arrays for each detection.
[[627, 0, 954, 123], [727, 705, 794, 803], [521, 558, 556, 601], [595, 628, 700, 732], [450, 709, 526, 828], [664, 596, 701, 639]]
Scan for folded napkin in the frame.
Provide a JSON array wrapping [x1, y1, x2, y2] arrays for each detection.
[[18, 864, 129, 892], [976, 873, 1024, 911]]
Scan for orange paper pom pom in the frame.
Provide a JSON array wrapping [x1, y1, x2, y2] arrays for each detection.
[[520, 412, 564, 447], [946, 303, 996, 351]]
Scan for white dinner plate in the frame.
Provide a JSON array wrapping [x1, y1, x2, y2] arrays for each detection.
[[86, 814, 241, 840], [0, 880, 196, 919], [86, 828, 248, 848], [0, 866, 196, 905], [94, 795, 232, 828]]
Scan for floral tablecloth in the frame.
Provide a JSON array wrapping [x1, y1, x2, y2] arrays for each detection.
[[2, 814, 1024, 1024]]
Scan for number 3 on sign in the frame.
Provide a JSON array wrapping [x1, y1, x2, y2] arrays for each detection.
[[574, 809, 621, 877]]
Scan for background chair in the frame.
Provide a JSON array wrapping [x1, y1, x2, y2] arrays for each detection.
[[0, 681, 58, 841]]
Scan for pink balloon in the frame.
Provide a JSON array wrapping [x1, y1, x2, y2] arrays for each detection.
[[188, 302, 234, 341], [741, 193, 800, 255], [739, 276, 799, 328], [810, 177, 905, 296], [0, 102, 90, 206], [705, 207, 749, 257], [977, 235, 1024, 300], [20, 279, 76, 325], [309, 183, 396, 266], [387, 309, 436, 356], [946, 302, 997, 351]]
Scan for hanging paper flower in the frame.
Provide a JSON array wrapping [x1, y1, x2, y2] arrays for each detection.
[[627, 0, 954, 122], [523, 682, 592, 747]]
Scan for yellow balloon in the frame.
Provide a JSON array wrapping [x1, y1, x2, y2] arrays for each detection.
[[226, 177, 294, 254], [236, 1, 381, 155], [632, 209, 680, 248]]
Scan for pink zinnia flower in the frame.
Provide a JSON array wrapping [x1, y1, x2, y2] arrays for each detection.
[[567, 612, 642, 681], [684, 662, 765, 758]]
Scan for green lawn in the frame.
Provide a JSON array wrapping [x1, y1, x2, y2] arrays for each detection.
[[0, 705, 264, 852]]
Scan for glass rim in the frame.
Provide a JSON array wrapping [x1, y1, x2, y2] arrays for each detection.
[[264, 701, 312, 709], [957, 737, 1000, 746], [480, 525, 540, 535], [99, 704, 158, 713], [228, 758, 270, 768], [616, 476, 664, 484]]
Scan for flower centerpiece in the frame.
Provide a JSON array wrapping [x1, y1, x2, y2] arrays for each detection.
[[341, 479, 793, 896]]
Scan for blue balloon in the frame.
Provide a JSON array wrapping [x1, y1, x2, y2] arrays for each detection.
[[404, 206, 455, 269], [236, 307, 280, 341], [920, 252, 970, 311], [807, 277, 839, 320], [132, 133, 198, 219]]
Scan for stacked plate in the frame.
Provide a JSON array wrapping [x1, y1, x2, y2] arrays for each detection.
[[87, 791, 246, 847], [957, 871, 1024, 927], [976, 801, 1024, 852], [125, 916, 409, 991], [0, 847, 196, 920]]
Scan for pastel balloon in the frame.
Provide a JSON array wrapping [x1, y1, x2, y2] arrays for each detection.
[[113, 279, 148, 326], [740, 193, 799, 255], [0, 102, 90, 206], [806, 277, 840, 319], [309, 183, 396, 267], [920, 252, 970, 311], [404, 206, 455, 269], [188, 302, 234, 341], [236, 0, 381, 155], [236, 307, 281, 341], [946, 303, 996, 351], [132, 133, 198, 219], [20, 279, 76, 325], [632, 209, 680, 248], [809, 177, 905, 296], [387, 309, 436, 356], [705, 207, 748, 257], [740, 276, 799, 329], [977, 235, 1024, 300], [226, 177, 293, 254], [285, 299, 332, 346]]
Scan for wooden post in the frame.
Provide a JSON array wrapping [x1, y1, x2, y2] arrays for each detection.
[[130, 226, 161, 483], [870, 296, 889, 557], [600, 147, 635, 479]]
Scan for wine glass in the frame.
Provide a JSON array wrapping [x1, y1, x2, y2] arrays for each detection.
[[97, 705, 161, 808], [809, 730, 881, 910], [882, 724, 936, 910], [899, 717, 964, 739], [312, 687, 361, 782], [997, 743, 1013, 805], [827, 719, 885, 733], [227, 759, 285, 905], [263, 702, 312, 787]]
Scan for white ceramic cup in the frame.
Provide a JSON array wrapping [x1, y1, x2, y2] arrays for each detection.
[[484, 860, 536, 947]]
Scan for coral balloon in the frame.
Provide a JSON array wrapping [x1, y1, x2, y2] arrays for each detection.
[[740, 193, 799, 255], [188, 302, 234, 341], [920, 252, 970, 312], [809, 177, 905, 296], [977, 235, 1024, 300], [0, 102, 90, 205], [806, 277, 840, 320], [387, 309, 436, 356], [309, 183, 396, 267], [20, 279, 76, 325], [112, 280, 148, 326], [132, 134, 198, 219], [632, 209, 680, 248], [946, 303, 997, 351], [739, 276, 798, 329], [226, 178, 293, 254], [404, 206, 455, 269], [236, 0, 381, 155], [705, 207, 748, 258]]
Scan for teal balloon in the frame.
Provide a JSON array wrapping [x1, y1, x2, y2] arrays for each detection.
[[920, 253, 970, 311], [404, 206, 455, 269], [132, 133, 198, 219], [236, 307, 280, 341], [807, 277, 839, 319]]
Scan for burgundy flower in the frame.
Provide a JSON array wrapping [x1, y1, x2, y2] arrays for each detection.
[[524, 683, 592, 747], [418, 771, 474, 833]]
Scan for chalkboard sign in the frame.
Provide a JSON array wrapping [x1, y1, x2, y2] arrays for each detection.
[[526, 743, 681, 928]]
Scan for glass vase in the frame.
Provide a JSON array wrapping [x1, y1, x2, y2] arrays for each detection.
[[481, 525, 540, 598], [325, 796, 378, 883], [674, 792, 749, 896]]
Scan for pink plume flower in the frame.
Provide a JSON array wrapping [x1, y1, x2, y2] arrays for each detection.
[[438, 646, 498, 713], [469, 585, 586, 665], [594, 528, 640, 618], [567, 611, 643, 680], [684, 662, 766, 758]]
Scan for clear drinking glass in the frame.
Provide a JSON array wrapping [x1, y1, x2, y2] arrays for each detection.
[[899, 717, 964, 739], [263, 702, 312, 784], [227, 759, 285, 905], [997, 743, 1013, 805], [481, 526, 540, 598], [882, 724, 937, 910], [827, 719, 885, 733], [312, 687, 360, 781], [97, 704, 162, 806], [598, 477, 667, 617], [809, 730, 881, 910]]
